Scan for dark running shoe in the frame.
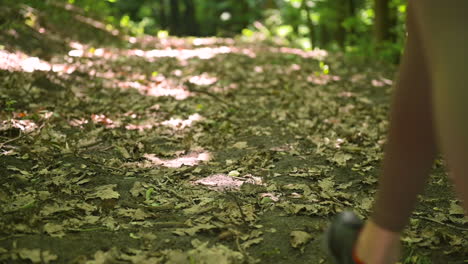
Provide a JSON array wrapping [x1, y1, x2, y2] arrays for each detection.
[[324, 211, 364, 264]]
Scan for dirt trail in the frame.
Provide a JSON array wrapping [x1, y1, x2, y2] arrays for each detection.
[[0, 3, 467, 263]]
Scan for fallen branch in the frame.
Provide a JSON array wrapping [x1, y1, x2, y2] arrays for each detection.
[[416, 215, 468, 231], [184, 81, 238, 109], [0, 121, 47, 149]]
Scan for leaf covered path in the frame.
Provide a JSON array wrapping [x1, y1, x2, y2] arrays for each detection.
[[0, 5, 467, 263]]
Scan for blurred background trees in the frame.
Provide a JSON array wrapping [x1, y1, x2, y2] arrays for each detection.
[[1, 0, 408, 63], [102, 0, 406, 62]]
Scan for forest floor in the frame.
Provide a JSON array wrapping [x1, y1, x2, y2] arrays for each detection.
[[0, 3, 467, 264]]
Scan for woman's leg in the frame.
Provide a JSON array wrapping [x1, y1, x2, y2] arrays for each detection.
[[356, 3, 438, 263], [412, 0, 468, 211], [355, 2, 468, 263]]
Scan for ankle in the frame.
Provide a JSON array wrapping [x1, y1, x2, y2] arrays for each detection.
[[355, 220, 401, 264]]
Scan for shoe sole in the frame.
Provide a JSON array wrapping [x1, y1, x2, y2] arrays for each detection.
[[323, 225, 341, 264]]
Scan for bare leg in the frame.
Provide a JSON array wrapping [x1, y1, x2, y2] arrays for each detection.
[[369, 3, 437, 233], [355, 2, 468, 263], [412, 0, 468, 211], [356, 3, 437, 263]]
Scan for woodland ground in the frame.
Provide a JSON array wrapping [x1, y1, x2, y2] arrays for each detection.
[[0, 3, 467, 264]]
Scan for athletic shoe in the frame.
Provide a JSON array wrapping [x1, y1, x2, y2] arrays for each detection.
[[324, 211, 364, 264]]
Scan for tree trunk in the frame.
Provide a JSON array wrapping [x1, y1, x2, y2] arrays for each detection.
[[155, 0, 168, 30], [320, 25, 331, 48], [346, 0, 357, 45], [301, 0, 315, 49], [169, 0, 180, 36], [238, 0, 251, 31], [374, 0, 391, 43], [335, 0, 347, 48], [183, 0, 198, 35]]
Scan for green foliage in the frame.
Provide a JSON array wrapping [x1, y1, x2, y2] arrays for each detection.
[[0, 0, 408, 63], [1, 97, 17, 113], [403, 248, 432, 264]]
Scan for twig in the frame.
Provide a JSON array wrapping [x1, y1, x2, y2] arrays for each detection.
[[0, 121, 47, 149], [68, 227, 110, 232], [0, 234, 26, 241], [415, 215, 468, 231], [184, 81, 238, 109], [74, 153, 125, 172], [0, 133, 22, 149], [152, 222, 187, 228], [224, 190, 249, 226]]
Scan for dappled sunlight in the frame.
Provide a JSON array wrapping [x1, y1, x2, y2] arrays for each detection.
[[260, 192, 280, 202], [289, 63, 301, 71], [192, 37, 235, 46], [68, 42, 113, 59], [124, 123, 154, 131], [117, 77, 190, 100], [144, 151, 211, 168], [161, 113, 203, 130], [125, 113, 203, 131], [69, 118, 89, 128], [0, 50, 76, 73], [272, 47, 328, 60], [307, 73, 341, 85], [123, 35, 236, 49], [371, 77, 393, 87], [91, 114, 119, 128], [70, 112, 203, 131], [1, 119, 38, 133], [193, 173, 264, 191], [66, 42, 257, 61], [131, 46, 256, 60], [189, 73, 218, 86]]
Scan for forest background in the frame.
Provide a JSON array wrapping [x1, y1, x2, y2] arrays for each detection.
[[3, 0, 407, 63]]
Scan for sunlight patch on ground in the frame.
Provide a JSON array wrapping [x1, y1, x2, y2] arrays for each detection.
[[189, 73, 218, 86], [124, 123, 154, 131], [91, 114, 119, 128], [67, 43, 256, 61], [192, 173, 264, 191], [192, 37, 235, 46], [1, 119, 38, 133], [69, 118, 89, 128], [130, 46, 256, 60], [70, 112, 203, 131], [124, 35, 235, 49], [161, 113, 203, 130], [272, 47, 328, 60], [307, 74, 341, 85], [117, 76, 190, 100], [68, 42, 114, 59], [144, 151, 211, 168], [0, 50, 75, 73], [371, 77, 393, 87]]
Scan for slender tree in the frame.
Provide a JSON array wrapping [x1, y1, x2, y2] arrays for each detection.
[[154, 0, 168, 30], [374, 0, 391, 43], [183, 0, 198, 35], [301, 0, 315, 49], [169, 0, 180, 35], [335, 0, 347, 48]]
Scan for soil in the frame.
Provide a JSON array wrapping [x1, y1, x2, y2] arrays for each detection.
[[0, 2, 467, 264]]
